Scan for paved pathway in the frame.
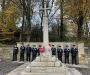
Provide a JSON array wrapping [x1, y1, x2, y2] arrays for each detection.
[[0, 59, 90, 75], [68, 68, 82, 75], [66, 64, 89, 68], [67, 64, 90, 75], [7, 62, 29, 75], [0, 59, 23, 75]]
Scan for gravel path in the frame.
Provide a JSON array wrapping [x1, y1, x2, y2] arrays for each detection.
[[0, 59, 23, 75]]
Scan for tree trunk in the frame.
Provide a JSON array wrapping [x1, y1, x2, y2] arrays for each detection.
[[60, 0, 64, 41], [26, 16, 31, 42], [26, 0, 32, 42], [77, 11, 84, 41], [1, 0, 5, 24]]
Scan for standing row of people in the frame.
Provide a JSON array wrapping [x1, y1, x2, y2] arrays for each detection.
[[51, 45, 78, 64], [13, 44, 39, 62], [13, 44, 78, 64]]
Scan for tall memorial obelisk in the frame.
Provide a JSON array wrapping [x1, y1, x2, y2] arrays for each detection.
[[42, 0, 49, 46], [41, 0, 51, 56]]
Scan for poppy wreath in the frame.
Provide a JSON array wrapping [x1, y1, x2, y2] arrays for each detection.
[[39, 46, 45, 53]]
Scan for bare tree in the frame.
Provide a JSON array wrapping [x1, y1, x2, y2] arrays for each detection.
[[10, 0, 33, 42]]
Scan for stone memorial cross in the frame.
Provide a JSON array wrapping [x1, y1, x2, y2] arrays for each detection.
[[39, 0, 51, 56]]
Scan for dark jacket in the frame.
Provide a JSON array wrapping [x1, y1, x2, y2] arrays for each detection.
[[57, 48, 63, 56], [20, 46, 25, 54], [71, 48, 78, 56], [64, 48, 70, 57], [51, 47, 56, 55], [26, 47, 31, 54], [13, 47, 18, 54], [32, 48, 37, 56]]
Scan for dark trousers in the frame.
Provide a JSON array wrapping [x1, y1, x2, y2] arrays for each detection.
[[72, 56, 77, 64], [65, 56, 69, 64], [13, 53, 17, 61], [26, 53, 30, 61], [20, 53, 24, 61], [52, 52, 56, 56], [32, 54, 36, 61], [58, 55, 62, 62]]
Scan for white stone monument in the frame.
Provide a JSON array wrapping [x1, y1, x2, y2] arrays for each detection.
[[19, 1, 82, 75], [7, 1, 84, 75]]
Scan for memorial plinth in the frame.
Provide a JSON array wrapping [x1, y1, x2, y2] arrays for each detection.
[[21, 56, 70, 75], [20, 45, 70, 75]]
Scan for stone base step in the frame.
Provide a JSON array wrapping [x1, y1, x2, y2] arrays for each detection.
[[34, 56, 57, 62], [21, 72, 68, 75], [30, 62, 55, 67], [40, 56, 57, 62], [30, 61, 62, 67], [30, 67, 65, 73]]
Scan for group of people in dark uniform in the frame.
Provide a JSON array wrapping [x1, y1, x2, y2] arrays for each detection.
[[51, 45, 78, 64], [13, 44, 39, 62], [13, 44, 78, 64]]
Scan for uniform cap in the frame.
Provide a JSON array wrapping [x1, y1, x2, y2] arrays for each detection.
[[66, 45, 68, 47], [59, 46, 61, 47], [73, 45, 75, 46], [39, 45, 41, 47], [49, 44, 51, 46], [52, 45, 54, 46]]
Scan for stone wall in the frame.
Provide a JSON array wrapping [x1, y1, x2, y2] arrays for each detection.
[[85, 47, 90, 65], [0, 46, 13, 59]]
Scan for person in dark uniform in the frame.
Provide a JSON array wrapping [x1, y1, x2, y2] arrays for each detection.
[[71, 45, 78, 64], [13, 45, 18, 61], [64, 45, 70, 64], [57, 46, 63, 62], [20, 44, 25, 62], [37, 45, 41, 56], [32, 45, 37, 61], [26, 44, 31, 62], [51, 45, 56, 56]]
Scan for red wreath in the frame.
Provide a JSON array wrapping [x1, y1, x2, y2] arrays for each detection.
[[39, 46, 45, 53]]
